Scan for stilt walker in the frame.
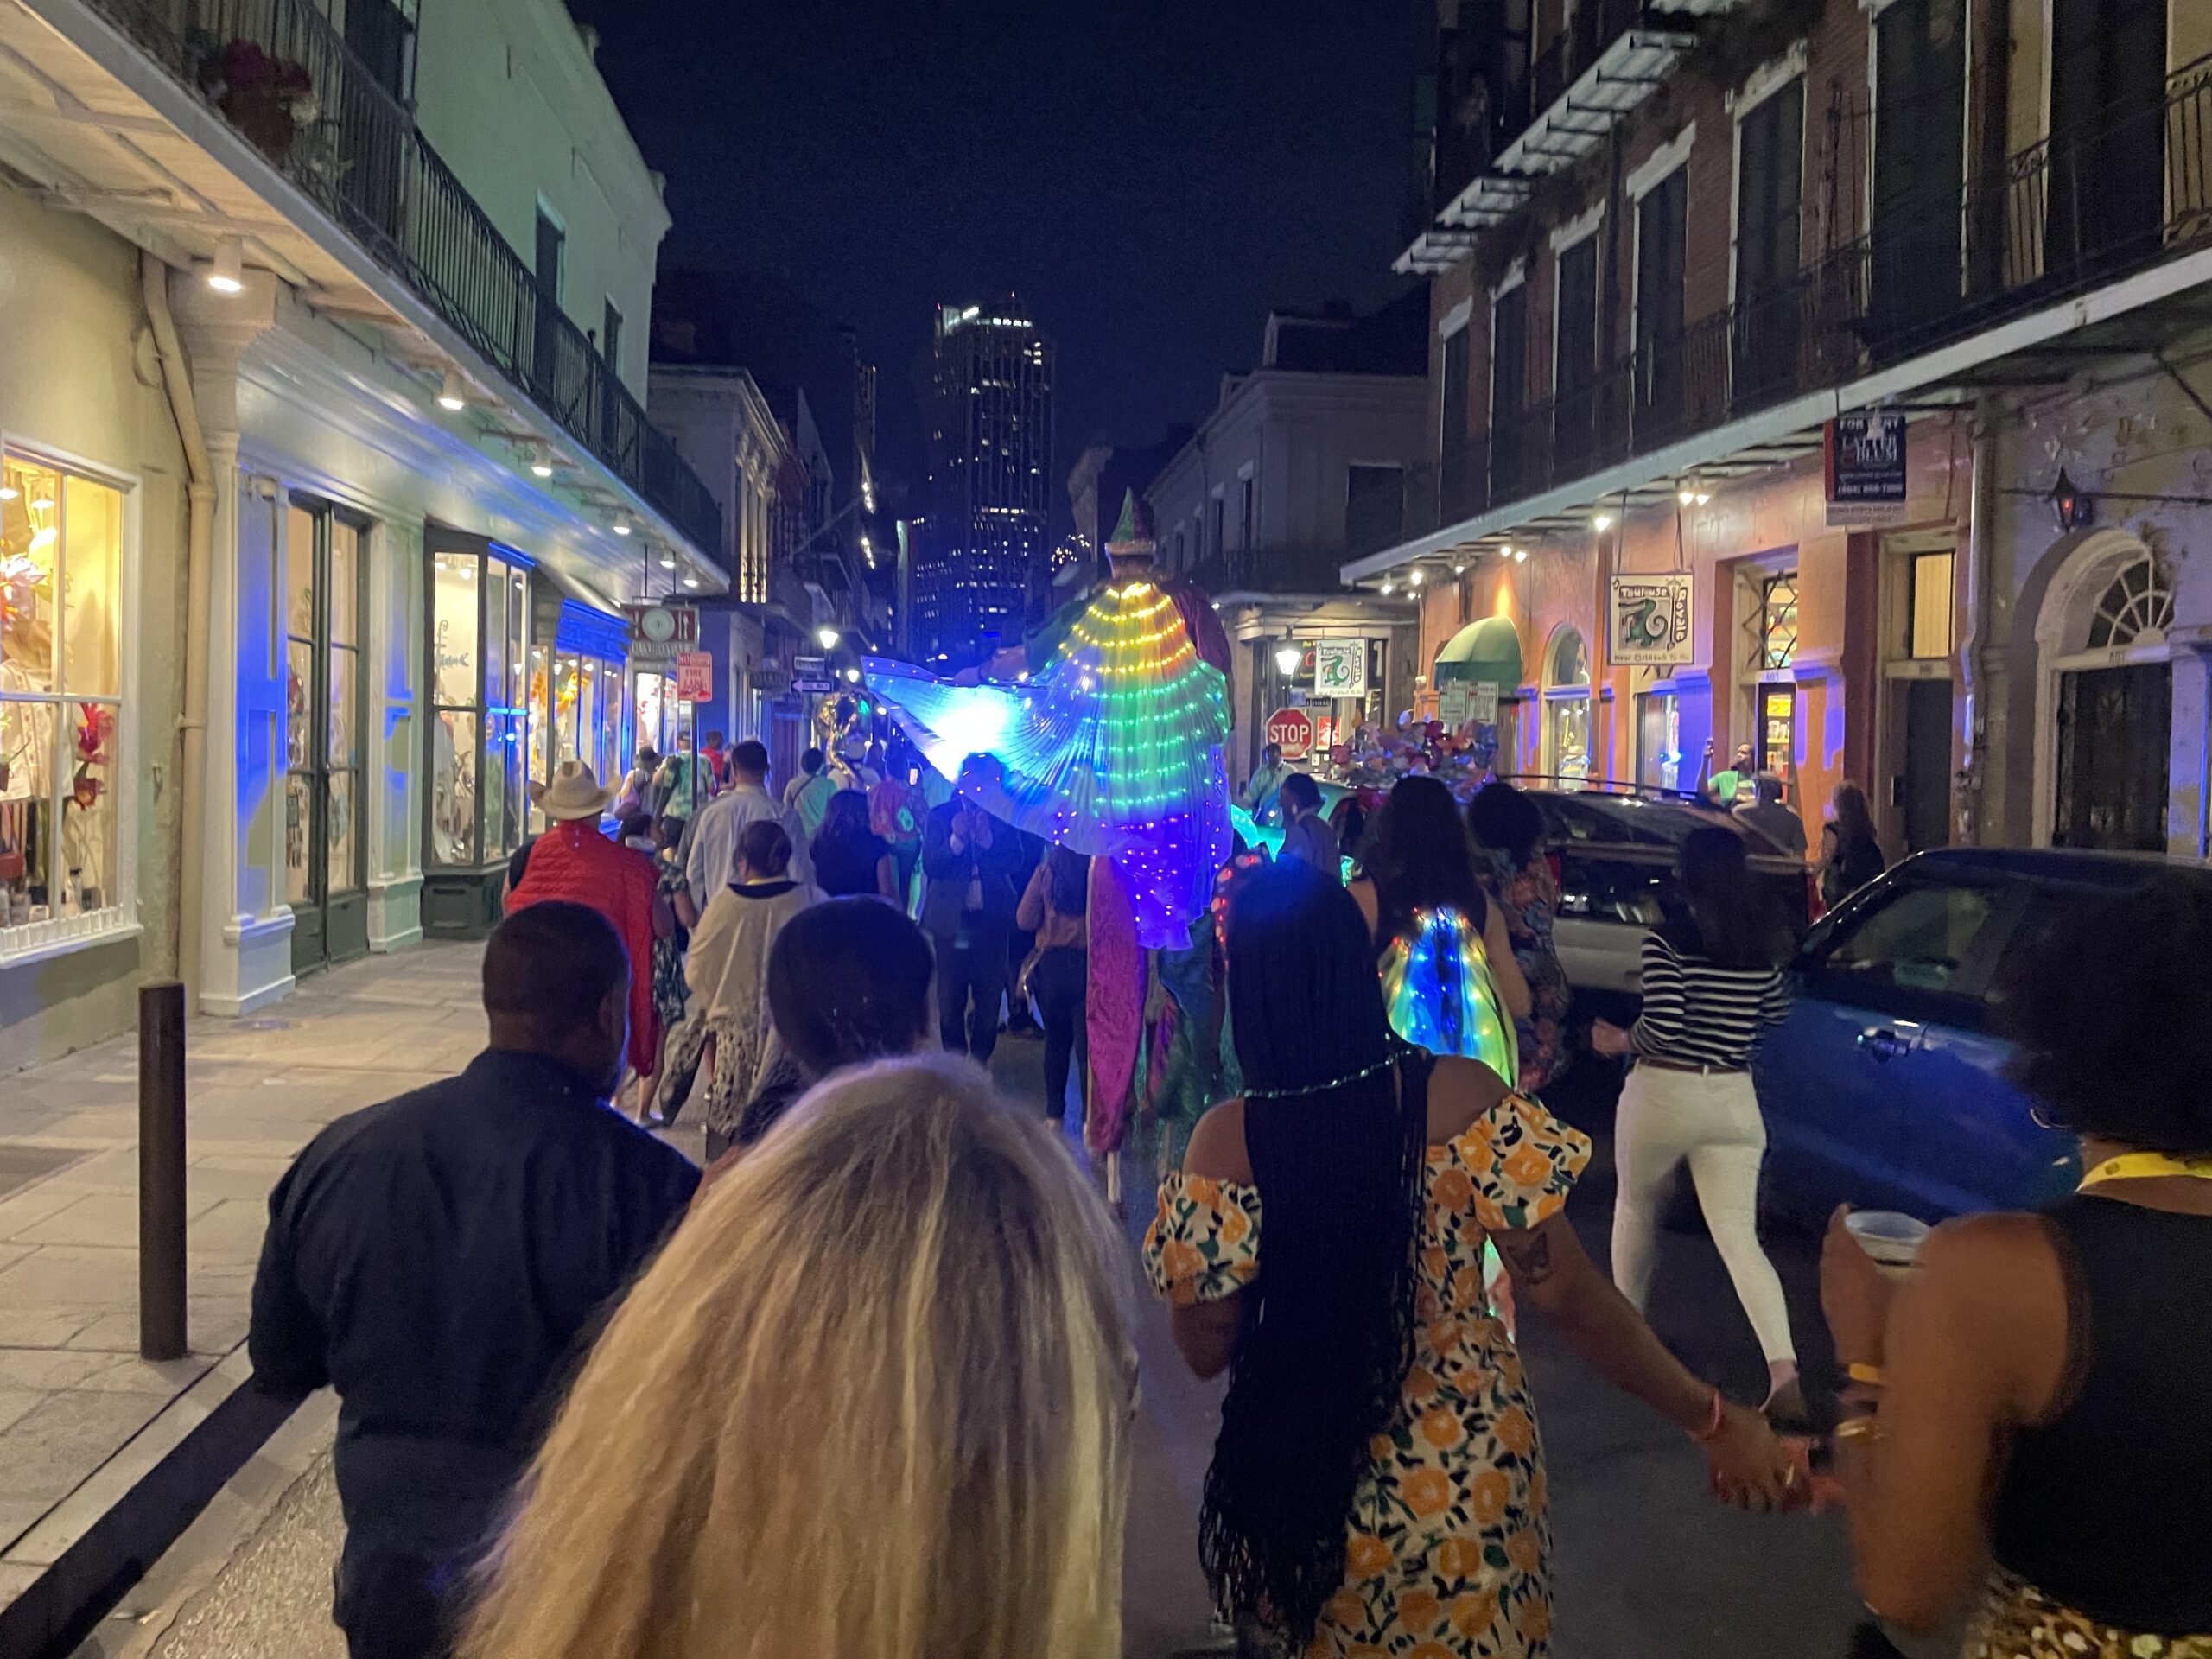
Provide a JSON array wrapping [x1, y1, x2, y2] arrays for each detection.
[[863, 493, 1235, 1194]]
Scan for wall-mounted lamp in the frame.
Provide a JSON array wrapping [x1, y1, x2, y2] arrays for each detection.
[[2048, 467, 2094, 531]]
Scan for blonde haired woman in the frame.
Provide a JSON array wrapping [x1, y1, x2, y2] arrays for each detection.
[[461, 1053, 1137, 1659]]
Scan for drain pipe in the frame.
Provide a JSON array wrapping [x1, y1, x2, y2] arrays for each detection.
[[142, 252, 213, 1005], [1956, 397, 1998, 846]]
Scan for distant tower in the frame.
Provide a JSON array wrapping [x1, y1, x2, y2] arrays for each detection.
[[915, 299, 1054, 663]]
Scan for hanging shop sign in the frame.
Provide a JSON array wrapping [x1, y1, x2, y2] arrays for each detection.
[[1609, 573, 1695, 666], [1825, 411, 1910, 526], [1265, 706, 1314, 760], [623, 602, 698, 663], [676, 651, 714, 703], [1312, 639, 1370, 698]]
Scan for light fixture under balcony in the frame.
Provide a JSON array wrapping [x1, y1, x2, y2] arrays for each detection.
[[681, 575, 701, 589], [613, 518, 632, 537], [1379, 579, 1395, 595], [1592, 512, 1614, 531], [658, 554, 677, 569], [1407, 567, 1424, 587], [1453, 563, 1466, 575], [205, 237, 245, 295], [436, 370, 467, 412], [528, 445, 555, 479], [1513, 548, 1528, 563]]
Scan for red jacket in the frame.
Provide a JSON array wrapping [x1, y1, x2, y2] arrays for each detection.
[[505, 821, 663, 1076]]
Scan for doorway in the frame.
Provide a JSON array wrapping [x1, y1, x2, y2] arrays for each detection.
[[1897, 678, 1953, 854], [285, 500, 370, 975], [2053, 662, 2170, 850]]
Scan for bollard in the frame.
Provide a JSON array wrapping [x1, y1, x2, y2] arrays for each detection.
[[139, 980, 188, 1361]]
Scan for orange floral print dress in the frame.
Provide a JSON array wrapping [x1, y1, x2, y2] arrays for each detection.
[[1143, 1091, 1591, 1659]]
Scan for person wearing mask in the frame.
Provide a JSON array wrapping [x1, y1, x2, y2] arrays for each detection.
[[682, 739, 811, 918], [920, 753, 1027, 1062], [1592, 828, 1803, 1423], [1466, 780, 1572, 1096], [1735, 771, 1808, 859], [810, 788, 898, 900], [1276, 772, 1340, 878], [717, 896, 938, 1161], [251, 904, 697, 1659], [676, 820, 818, 1161], [1351, 776, 1531, 1073], [1243, 741, 1291, 825], [1144, 862, 1796, 1659], [505, 762, 667, 1089], [460, 1056, 1135, 1659], [1820, 779, 1887, 908], [1016, 843, 1090, 1124], [1816, 873, 2212, 1653], [786, 747, 840, 842]]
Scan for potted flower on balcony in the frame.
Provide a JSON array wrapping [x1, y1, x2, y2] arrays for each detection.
[[194, 37, 316, 163]]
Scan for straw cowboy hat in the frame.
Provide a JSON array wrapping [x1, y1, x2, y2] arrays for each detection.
[[533, 760, 613, 823]]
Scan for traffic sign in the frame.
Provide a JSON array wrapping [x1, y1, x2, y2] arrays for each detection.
[[675, 651, 713, 702], [792, 677, 836, 696], [1266, 706, 1314, 760]]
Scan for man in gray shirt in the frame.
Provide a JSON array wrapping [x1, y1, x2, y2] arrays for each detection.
[[681, 739, 811, 917], [1276, 772, 1341, 878], [1734, 771, 1808, 858]]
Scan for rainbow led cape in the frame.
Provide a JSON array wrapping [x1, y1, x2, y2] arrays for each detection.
[[862, 582, 1232, 950], [1379, 906, 1519, 1082]]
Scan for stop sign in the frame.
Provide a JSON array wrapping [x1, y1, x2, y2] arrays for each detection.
[[1266, 706, 1314, 760]]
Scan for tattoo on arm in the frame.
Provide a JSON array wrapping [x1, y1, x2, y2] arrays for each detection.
[[1496, 1230, 1554, 1287]]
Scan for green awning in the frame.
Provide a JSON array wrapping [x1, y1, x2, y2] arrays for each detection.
[[1434, 616, 1523, 686]]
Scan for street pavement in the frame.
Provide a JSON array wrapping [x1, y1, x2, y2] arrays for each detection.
[[79, 977, 1879, 1659]]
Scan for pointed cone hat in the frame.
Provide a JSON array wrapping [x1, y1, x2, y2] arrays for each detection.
[[1105, 489, 1157, 563]]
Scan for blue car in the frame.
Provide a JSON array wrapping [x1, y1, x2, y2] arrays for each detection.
[[1755, 848, 2201, 1229]]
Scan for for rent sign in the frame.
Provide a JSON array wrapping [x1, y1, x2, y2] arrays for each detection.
[[1825, 411, 1909, 525]]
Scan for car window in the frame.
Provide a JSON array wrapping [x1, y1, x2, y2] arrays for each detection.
[[1816, 880, 2001, 1000]]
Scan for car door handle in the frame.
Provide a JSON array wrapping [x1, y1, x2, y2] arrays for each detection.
[[1857, 1024, 1921, 1062]]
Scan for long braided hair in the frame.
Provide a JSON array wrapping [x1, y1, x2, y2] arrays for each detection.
[[1362, 774, 1491, 954], [1207, 861, 1428, 1646]]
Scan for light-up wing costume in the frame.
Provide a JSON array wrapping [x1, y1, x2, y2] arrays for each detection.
[[862, 581, 1231, 950], [1378, 906, 1520, 1083]]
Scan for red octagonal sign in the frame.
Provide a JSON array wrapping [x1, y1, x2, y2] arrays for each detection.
[[1265, 706, 1313, 760]]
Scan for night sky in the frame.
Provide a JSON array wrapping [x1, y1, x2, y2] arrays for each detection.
[[569, 0, 1431, 519]]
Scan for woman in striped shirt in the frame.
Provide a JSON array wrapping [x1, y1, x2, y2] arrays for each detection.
[[1592, 826, 1804, 1421]]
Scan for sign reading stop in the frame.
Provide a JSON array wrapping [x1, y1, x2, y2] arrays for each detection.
[[1265, 706, 1314, 760]]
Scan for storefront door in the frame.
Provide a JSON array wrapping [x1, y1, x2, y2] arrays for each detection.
[[1898, 678, 1953, 854], [285, 500, 368, 975], [2053, 662, 2169, 850]]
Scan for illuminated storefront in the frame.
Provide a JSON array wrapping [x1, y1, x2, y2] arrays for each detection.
[[527, 578, 629, 834]]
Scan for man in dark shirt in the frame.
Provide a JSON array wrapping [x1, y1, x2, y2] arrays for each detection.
[[918, 753, 1028, 1062], [249, 902, 698, 1659]]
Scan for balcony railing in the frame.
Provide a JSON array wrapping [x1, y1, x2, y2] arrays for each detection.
[[1409, 51, 2212, 542], [80, 0, 725, 557]]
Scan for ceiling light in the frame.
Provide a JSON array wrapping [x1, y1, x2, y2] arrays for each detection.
[[1513, 548, 1528, 563], [1453, 562, 1466, 575], [817, 626, 841, 649], [613, 518, 632, 537], [1379, 579, 1395, 594], [1677, 487, 1695, 506], [1407, 568, 1424, 587], [206, 237, 244, 294], [1592, 512, 1614, 531], [0, 486, 16, 502], [1694, 490, 1712, 506], [658, 554, 677, 569], [529, 446, 555, 479], [681, 575, 700, 589], [436, 370, 467, 411]]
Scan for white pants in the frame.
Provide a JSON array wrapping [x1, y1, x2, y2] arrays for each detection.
[[1610, 1063, 1796, 1365]]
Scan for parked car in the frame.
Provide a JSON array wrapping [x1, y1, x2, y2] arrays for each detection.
[[1754, 847, 2206, 1229], [1503, 780, 1815, 1001]]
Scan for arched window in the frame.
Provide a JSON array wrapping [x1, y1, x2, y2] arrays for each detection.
[[2085, 555, 2173, 649], [1542, 626, 1592, 786]]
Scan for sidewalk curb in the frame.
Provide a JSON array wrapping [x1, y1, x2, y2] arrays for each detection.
[[0, 1346, 299, 1659]]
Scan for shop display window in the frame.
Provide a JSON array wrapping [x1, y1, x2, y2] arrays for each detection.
[[0, 454, 125, 941], [1543, 626, 1592, 789], [427, 542, 534, 869]]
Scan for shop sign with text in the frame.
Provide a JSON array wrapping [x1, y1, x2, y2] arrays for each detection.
[[1825, 411, 1909, 526], [1609, 574, 1694, 666]]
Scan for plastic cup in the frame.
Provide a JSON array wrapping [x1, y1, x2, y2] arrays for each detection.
[[1845, 1210, 1930, 1280]]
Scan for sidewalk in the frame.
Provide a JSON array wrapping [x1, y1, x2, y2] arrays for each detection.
[[0, 943, 487, 1639]]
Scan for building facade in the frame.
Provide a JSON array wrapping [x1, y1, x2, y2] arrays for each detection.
[[1145, 300, 1429, 785], [1355, 0, 2212, 861], [914, 301, 1054, 664], [0, 0, 724, 1071]]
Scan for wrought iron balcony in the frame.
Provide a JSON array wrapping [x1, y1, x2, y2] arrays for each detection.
[[83, 0, 725, 557], [1404, 51, 2212, 543]]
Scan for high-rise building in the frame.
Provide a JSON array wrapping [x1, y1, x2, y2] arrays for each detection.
[[915, 300, 1054, 663]]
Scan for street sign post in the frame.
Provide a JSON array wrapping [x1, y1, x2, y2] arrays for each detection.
[[1265, 706, 1314, 760]]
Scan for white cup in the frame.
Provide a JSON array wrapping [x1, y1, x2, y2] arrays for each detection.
[[1846, 1210, 1930, 1280]]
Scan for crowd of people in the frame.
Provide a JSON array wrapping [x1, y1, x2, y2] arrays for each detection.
[[247, 733, 2207, 1659]]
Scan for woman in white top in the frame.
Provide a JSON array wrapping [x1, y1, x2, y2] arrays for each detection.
[[680, 817, 818, 1159], [1593, 825, 1802, 1421]]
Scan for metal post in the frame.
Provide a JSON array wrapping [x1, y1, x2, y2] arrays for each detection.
[[139, 980, 188, 1361]]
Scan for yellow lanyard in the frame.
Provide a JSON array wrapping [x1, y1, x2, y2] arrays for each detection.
[[2077, 1151, 2212, 1191]]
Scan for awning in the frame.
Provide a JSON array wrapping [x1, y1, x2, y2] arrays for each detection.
[[1435, 617, 1523, 687]]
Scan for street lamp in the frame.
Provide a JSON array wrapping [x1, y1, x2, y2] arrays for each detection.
[[1274, 636, 1302, 676], [842, 666, 862, 683], [816, 626, 842, 651]]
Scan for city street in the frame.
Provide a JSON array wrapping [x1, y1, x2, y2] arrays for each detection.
[[74, 975, 1873, 1659]]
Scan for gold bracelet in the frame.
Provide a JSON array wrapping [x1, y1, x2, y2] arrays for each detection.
[[1846, 1362, 1885, 1388], [1833, 1414, 1882, 1444]]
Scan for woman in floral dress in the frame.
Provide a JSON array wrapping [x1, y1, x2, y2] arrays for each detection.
[[1144, 862, 1794, 1657]]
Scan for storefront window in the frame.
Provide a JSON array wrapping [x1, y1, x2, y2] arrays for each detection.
[[1756, 571, 1799, 671], [1, 454, 125, 938], [428, 540, 539, 868], [1637, 691, 1681, 792], [1543, 626, 1592, 788], [1907, 551, 1955, 659]]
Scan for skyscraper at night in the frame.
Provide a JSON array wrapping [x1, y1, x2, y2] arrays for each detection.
[[914, 300, 1054, 663]]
